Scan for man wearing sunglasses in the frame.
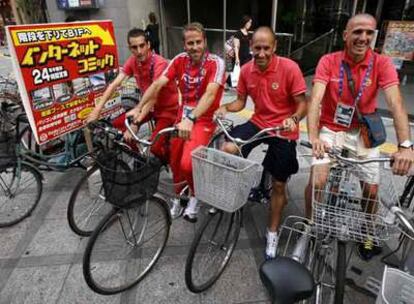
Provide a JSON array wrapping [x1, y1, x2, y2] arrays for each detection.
[[87, 28, 178, 162], [305, 14, 414, 260]]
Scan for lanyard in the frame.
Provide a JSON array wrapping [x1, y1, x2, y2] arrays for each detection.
[[338, 56, 373, 105], [183, 53, 207, 105], [137, 52, 155, 90]]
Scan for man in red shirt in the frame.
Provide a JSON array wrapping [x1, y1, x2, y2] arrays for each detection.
[[128, 22, 226, 222], [306, 14, 414, 260], [87, 28, 178, 162], [216, 27, 308, 260]]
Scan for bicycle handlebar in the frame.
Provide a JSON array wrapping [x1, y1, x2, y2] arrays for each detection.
[[300, 140, 391, 164], [125, 117, 176, 147], [215, 117, 288, 146]]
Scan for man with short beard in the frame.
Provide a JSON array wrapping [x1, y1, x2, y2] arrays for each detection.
[[305, 13, 414, 260], [216, 26, 308, 260], [87, 28, 178, 162], [128, 22, 226, 223]]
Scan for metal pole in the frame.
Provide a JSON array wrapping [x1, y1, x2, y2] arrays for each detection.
[[187, 0, 191, 24], [299, 0, 307, 43], [271, 0, 278, 32], [352, 0, 359, 16], [159, 0, 168, 58], [362, 0, 367, 13], [375, 0, 384, 22], [223, 0, 227, 60]]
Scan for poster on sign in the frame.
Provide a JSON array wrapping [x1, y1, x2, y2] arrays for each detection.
[[382, 21, 414, 61], [6, 20, 123, 144]]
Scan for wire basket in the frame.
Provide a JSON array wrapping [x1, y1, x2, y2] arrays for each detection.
[[376, 266, 414, 304], [192, 146, 262, 213], [0, 76, 20, 102], [312, 165, 398, 245], [96, 147, 161, 208]]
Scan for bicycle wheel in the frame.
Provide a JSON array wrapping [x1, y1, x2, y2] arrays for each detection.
[[83, 196, 170, 295], [310, 241, 336, 304], [400, 176, 414, 209], [334, 240, 346, 304], [67, 164, 112, 236], [0, 161, 42, 227], [185, 209, 241, 293]]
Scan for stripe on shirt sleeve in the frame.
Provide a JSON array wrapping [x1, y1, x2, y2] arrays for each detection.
[[210, 55, 225, 84]]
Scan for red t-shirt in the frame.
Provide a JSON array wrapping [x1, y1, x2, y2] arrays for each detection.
[[163, 52, 226, 122], [314, 49, 399, 131], [122, 53, 178, 120], [238, 55, 307, 140]]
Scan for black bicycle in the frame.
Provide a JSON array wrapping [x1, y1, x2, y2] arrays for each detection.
[[82, 120, 174, 295]]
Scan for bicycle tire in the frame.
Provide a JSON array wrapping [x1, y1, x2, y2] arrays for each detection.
[[334, 240, 346, 304], [67, 164, 111, 236], [0, 161, 42, 227], [400, 176, 414, 209], [185, 209, 241, 293], [83, 196, 170, 295]]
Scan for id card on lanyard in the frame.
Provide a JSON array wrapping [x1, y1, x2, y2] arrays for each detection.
[[334, 57, 374, 128]]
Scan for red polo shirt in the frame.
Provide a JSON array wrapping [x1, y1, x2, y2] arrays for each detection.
[[163, 52, 226, 122], [238, 54, 307, 140], [314, 49, 399, 131], [122, 53, 178, 120]]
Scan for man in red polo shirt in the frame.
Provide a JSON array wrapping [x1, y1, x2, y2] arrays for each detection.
[[216, 26, 308, 260], [305, 14, 414, 260], [87, 28, 178, 162], [128, 22, 226, 222]]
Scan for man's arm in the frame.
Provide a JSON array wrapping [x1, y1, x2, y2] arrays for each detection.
[[282, 94, 308, 131], [307, 82, 327, 157], [384, 85, 411, 143], [384, 85, 413, 175], [127, 75, 169, 123], [86, 72, 127, 122], [191, 82, 221, 118]]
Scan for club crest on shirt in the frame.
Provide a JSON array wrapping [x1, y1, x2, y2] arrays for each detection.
[[365, 78, 372, 87], [271, 82, 279, 90]]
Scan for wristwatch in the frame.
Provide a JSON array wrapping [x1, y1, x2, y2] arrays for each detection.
[[398, 140, 413, 149], [187, 112, 197, 123]]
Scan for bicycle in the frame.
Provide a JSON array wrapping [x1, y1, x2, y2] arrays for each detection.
[[184, 117, 287, 293], [0, 112, 42, 227], [82, 119, 175, 295], [260, 142, 414, 304]]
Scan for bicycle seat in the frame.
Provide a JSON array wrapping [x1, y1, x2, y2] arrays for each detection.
[[260, 256, 314, 304]]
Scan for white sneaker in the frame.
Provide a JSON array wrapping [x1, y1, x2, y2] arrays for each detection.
[[183, 197, 200, 223], [170, 198, 183, 219], [265, 230, 279, 260]]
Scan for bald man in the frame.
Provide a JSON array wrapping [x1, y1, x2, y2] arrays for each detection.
[[216, 26, 308, 260], [305, 14, 414, 260]]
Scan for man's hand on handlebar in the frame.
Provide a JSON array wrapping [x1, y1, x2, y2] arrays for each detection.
[[311, 138, 330, 159], [214, 105, 227, 119], [86, 107, 101, 124], [177, 118, 193, 140], [126, 106, 143, 124], [123, 123, 138, 143], [282, 117, 297, 132], [391, 148, 414, 176]]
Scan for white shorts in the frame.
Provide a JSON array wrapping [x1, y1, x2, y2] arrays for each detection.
[[312, 127, 380, 184]]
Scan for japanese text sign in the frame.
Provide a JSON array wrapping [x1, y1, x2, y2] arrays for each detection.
[[6, 20, 122, 144]]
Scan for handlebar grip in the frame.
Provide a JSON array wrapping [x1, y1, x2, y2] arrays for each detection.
[[300, 140, 313, 149]]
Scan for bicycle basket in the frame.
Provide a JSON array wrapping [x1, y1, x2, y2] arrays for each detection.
[[96, 147, 161, 207], [0, 77, 20, 102], [377, 266, 414, 304], [192, 146, 262, 213], [312, 165, 398, 245]]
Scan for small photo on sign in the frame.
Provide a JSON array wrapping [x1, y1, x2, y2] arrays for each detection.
[[31, 87, 54, 111], [72, 77, 91, 97], [53, 81, 73, 104], [89, 72, 106, 93]]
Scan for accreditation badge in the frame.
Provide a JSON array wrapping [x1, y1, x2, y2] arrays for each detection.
[[333, 102, 355, 128]]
